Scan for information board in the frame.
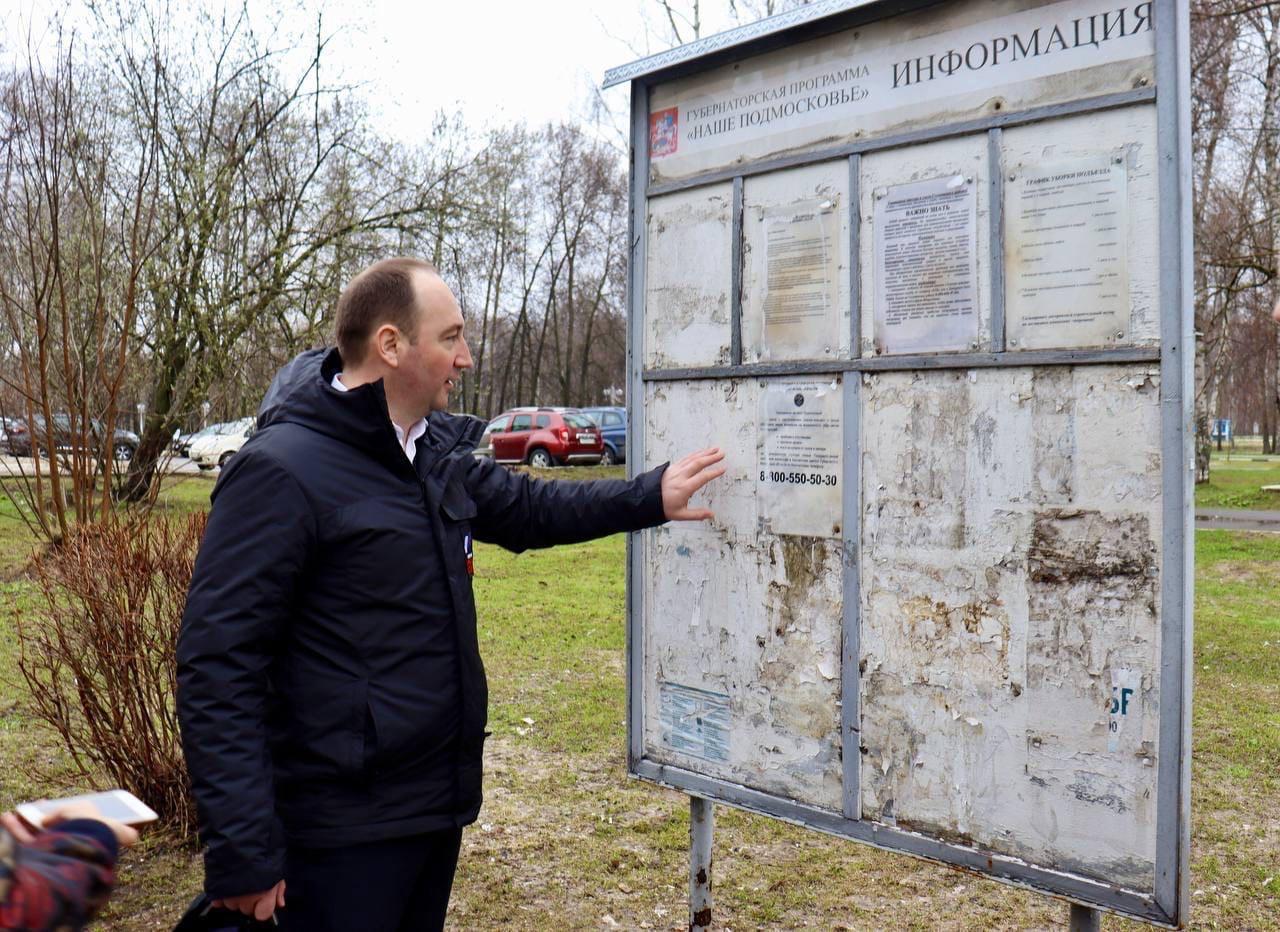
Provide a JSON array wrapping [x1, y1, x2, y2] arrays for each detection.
[[608, 0, 1191, 925]]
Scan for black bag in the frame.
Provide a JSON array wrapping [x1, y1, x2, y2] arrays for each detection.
[[172, 894, 278, 931]]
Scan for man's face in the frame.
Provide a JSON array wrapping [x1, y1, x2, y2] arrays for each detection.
[[397, 272, 473, 414]]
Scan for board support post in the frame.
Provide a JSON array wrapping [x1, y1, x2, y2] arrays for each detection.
[[690, 795, 714, 931], [1069, 903, 1101, 931]]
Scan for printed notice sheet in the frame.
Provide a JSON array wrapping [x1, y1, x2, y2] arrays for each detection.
[[1005, 155, 1130, 349], [873, 175, 979, 354], [757, 380, 842, 538], [761, 200, 841, 358]]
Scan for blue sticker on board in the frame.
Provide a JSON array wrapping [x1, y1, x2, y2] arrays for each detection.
[[659, 682, 730, 762]]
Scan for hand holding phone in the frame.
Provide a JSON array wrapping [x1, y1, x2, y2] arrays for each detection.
[[42, 801, 140, 847], [15, 789, 156, 847]]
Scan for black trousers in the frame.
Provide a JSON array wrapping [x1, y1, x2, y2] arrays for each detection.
[[278, 828, 463, 932]]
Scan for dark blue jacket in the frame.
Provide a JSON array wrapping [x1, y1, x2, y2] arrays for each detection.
[[177, 348, 666, 898]]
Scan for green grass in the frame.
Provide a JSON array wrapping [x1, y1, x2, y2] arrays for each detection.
[[0, 467, 1276, 928], [0, 579, 61, 807], [0, 475, 217, 577], [0, 492, 40, 577], [478, 536, 628, 754], [1197, 453, 1280, 510], [152, 474, 218, 513], [1185, 531, 1280, 929], [1191, 532, 1280, 789]]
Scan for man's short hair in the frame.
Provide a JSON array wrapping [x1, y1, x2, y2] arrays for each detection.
[[335, 257, 438, 365]]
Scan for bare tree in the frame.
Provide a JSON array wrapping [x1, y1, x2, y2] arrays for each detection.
[[540, 126, 627, 408], [1190, 0, 1280, 461], [82, 3, 467, 499], [651, 0, 815, 45], [0, 28, 158, 541]]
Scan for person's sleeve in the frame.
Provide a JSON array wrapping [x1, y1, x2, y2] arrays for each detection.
[[0, 821, 118, 931], [467, 457, 669, 552], [176, 451, 315, 899]]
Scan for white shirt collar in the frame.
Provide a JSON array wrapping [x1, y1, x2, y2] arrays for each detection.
[[331, 371, 428, 463]]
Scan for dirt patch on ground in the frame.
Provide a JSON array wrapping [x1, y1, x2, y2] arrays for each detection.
[[79, 730, 1280, 931], [1211, 560, 1276, 587]]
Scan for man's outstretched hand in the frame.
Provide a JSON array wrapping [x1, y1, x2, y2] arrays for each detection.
[[661, 447, 727, 521]]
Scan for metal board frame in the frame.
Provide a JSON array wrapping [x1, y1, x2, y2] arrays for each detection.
[[621, 0, 1192, 925], [1153, 0, 1194, 922], [626, 78, 650, 773], [604, 0, 948, 91]]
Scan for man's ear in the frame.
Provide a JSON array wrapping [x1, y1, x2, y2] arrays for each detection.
[[374, 324, 400, 368]]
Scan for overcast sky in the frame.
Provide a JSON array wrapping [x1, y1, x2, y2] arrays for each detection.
[[3, 0, 756, 144]]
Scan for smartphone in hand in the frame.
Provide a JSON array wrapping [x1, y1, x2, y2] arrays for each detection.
[[16, 789, 158, 828]]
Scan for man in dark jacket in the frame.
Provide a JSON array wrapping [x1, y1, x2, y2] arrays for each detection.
[[176, 257, 724, 931]]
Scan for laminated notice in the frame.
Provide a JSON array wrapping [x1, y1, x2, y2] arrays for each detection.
[[757, 380, 842, 538], [1006, 155, 1130, 350], [873, 174, 979, 355], [760, 199, 841, 359]]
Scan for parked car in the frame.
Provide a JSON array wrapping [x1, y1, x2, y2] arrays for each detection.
[[1, 417, 24, 455], [176, 425, 220, 458], [107, 422, 140, 460], [471, 408, 537, 461], [472, 415, 506, 461], [472, 424, 495, 460], [579, 406, 627, 466], [488, 407, 603, 467], [5, 414, 139, 460], [188, 417, 256, 470], [4, 418, 33, 456]]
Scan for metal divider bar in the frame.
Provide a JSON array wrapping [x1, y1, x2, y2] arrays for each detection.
[[731, 177, 745, 366], [641, 345, 1161, 381], [849, 154, 862, 359], [842, 154, 865, 822], [840, 374, 862, 820], [988, 128, 1007, 353]]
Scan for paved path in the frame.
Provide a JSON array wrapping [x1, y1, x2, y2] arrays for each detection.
[[1195, 508, 1280, 532], [0, 455, 204, 478]]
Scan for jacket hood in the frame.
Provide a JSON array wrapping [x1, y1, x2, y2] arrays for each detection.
[[257, 348, 485, 467]]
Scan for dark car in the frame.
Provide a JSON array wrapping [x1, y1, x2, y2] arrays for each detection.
[[1, 417, 24, 455], [489, 407, 603, 467], [106, 421, 141, 459], [579, 406, 627, 466], [6, 414, 139, 460], [3, 418, 30, 455]]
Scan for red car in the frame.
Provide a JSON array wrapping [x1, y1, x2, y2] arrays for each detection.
[[487, 408, 603, 467]]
